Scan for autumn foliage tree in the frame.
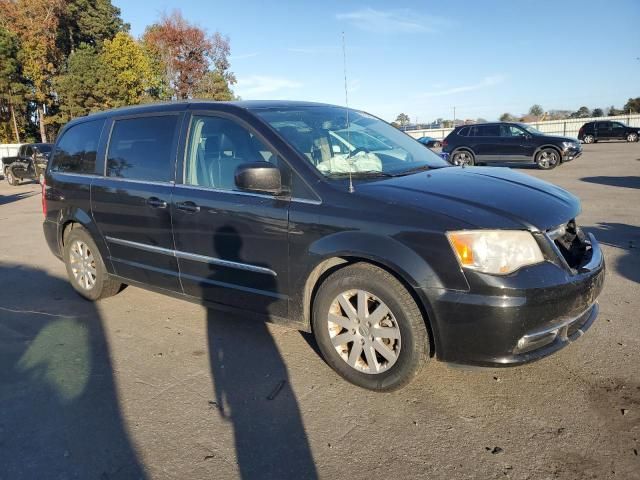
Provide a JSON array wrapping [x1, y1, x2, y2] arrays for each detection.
[[1, 0, 64, 142], [143, 11, 235, 100], [0, 4, 235, 142]]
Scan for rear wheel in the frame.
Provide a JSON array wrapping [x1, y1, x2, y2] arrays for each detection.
[[312, 263, 429, 391], [583, 134, 595, 144], [6, 169, 18, 186], [432, 141, 442, 148], [535, 148, 560, 170], [63, 226, 124, 301], [627, 133, 638, 142], [451, 150, 475, 166]]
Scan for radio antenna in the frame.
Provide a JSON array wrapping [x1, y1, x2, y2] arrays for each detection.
[[342, 31, 354, 193]]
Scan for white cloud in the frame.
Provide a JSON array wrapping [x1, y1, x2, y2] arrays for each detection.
[[235, 75, 303, 97], [418, 75, 506, 97], [336, 8, 449, 34], [230, 52, 259, 60]]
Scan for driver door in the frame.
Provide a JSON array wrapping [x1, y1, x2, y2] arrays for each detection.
[[172, 112, 290, 318]]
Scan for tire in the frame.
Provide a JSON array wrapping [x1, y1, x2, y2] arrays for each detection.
[[627, 133, 638, 142], [63, 226, 124, 301], [535, 148, 560, 170], [312, 262, 430, 391], [583, 134, 595, 144], [6, 169, 19, 186], [451, 149, 475, 166], [433, 141, 442, 148]]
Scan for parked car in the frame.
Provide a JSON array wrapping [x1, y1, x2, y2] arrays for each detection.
[[43, 101, 604, 391], [578, 121, 640, 144], [3, 143, 53, 185], [442, 122, 582, 170], [416, 136, 442, 148]]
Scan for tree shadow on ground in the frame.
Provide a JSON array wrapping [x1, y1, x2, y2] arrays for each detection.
[[583, 223, 640, 284], [0, 263, 146, 479], [580, 176, 640, 189], [205, 226, 317, 479]]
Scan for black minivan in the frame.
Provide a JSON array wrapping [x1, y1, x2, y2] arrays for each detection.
[[43, 101, 604, 391]]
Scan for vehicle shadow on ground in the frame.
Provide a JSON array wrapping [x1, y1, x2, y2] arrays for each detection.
[[580, 176, 640, 189], [583, 223, 640, 284], [0, 190, 39, 206], [0, 263, 146, 479], [205, 226, 317, 479]]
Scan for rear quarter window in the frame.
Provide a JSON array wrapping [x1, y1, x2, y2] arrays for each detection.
[[106, 115, 179, 182], [51, 119, 105, 174]]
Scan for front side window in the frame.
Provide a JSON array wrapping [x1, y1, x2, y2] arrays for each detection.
[[612, 122, 625, 129], [254, 106, 448, 176], [185, 115, 279, 191], [107, 115, 179, 182], [51, 120, 104, 174], [500, 125, 527, 137]]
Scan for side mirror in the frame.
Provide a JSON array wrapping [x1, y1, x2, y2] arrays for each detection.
[[235, 162, 282, 195]]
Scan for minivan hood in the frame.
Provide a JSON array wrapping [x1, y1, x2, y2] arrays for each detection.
[[356, 166, 580, 231]]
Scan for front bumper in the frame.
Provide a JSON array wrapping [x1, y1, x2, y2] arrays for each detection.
[[421, 233, 605, 367], [561, 146, 582, 162]]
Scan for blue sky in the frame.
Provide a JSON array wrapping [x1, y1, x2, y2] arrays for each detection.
[[114, 0, 640, 122]]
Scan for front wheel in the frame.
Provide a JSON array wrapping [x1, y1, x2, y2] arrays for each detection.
[[312, 263, 429, 391], [451, 150, 475, 166], [63, 226, 124, 301], [627, 133, 638, 142], [535, 148, 560, 170]]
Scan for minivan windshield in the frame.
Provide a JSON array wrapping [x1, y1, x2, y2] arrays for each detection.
[[254, 106, 449, 176]]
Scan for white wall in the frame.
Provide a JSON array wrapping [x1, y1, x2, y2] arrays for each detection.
[[405, 114, 640, 140]]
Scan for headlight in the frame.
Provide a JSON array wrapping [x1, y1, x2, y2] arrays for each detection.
[[562, 141, 577, 149], [446, 230, 545, 275]]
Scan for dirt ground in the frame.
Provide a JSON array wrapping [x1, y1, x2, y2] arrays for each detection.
[[0, 142, 638, 480]]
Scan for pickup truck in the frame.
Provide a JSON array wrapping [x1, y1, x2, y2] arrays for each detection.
[[3, 143, 53, 186]]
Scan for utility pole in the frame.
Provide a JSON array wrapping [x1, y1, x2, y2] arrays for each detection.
[[453, 106, 456, 126]]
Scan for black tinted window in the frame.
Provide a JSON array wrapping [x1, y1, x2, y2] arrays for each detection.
[[51, 120, 104, 174], [476, 125, 500, 137], [107, 115, 179, 181], [457, 127, 470, 136]]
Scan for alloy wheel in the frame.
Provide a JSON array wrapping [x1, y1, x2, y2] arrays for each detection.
[[453, 151, 473, 166], [69, 240, 97, 290], [327, 289, 401, 374], [628, 133, 638, 142], [537, 150, 559, 169], [583, 135, 594, 144]]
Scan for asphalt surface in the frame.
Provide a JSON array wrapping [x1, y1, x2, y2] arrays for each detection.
[[0, 142, 639, 480]]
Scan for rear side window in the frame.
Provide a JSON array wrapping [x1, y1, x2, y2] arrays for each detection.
[[476, 125, 500, 137], [107, 115, 179, 182], [457, 127, 470, 136], [51, 119, 104, 174]]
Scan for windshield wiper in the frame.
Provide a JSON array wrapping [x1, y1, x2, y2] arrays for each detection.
[[393, 165, 431, 176], [326, 170, 394, 178]]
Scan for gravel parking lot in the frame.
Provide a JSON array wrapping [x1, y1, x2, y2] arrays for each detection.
[[1, 142, 638, 480]]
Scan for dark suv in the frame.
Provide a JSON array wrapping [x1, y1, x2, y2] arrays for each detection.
[[43, 101, 604, 391], [442, 122, 582, 170], [578, 121, 640, 144]]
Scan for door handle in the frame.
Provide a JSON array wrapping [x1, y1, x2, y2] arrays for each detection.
[[146, 197, 168, 209], [175, 201, 200, 213]]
